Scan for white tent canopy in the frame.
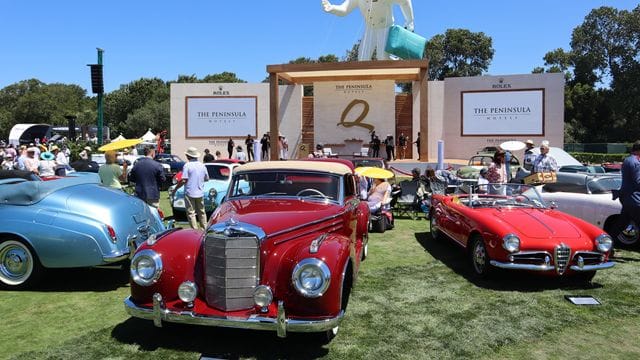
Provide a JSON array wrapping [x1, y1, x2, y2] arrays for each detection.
[[141, 129, 155, 142], [113, 134, 126, 142]]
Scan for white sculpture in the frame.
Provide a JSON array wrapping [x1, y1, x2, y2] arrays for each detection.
[[322, 0, 415, 61]]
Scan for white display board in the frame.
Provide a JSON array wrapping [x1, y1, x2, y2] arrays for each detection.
[[462, 90, 544, 136], [314, 81, 395, 145], [186, 96, 257, 138]]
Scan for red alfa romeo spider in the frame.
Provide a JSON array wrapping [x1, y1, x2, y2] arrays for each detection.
[[429, 183, 614, 282]]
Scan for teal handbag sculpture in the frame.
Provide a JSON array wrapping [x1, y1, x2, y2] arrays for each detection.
[[385, 25, 426, 60]]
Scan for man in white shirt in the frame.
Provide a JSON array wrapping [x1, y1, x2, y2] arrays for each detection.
[[172, 147, 210, 229], [51, 145, 69, 176]]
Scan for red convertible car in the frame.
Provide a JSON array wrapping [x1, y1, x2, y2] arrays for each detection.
[[429, 183, 614, 282], [125, 161, 369, 342]]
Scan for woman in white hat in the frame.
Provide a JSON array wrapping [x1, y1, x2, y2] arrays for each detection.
[[1, 153, 16, 170]]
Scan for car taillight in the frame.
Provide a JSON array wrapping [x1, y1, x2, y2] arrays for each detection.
[[157, 208, 165, 220], [106, 224, 117, 243]]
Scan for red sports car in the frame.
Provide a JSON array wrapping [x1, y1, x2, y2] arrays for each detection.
[[125, 161, 369, 342], [429, 183, 614, 282]]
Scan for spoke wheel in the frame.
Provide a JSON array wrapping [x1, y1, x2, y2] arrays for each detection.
[[469, 236, 492, 278], [0, 240, 41, 289], [430, 214, 440, 240]]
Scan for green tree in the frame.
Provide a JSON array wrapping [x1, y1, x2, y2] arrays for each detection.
[[425, 29, 494, 80]]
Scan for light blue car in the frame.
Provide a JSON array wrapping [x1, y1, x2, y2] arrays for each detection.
[[169, 162, 246, 219], [0, 169, 167, 289]]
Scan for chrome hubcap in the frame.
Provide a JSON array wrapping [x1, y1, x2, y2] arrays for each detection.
[[618, 222, 639, 245], [0, 242, 32, 284]]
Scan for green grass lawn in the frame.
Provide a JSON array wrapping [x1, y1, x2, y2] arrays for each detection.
[[3, 212, 640, 359]]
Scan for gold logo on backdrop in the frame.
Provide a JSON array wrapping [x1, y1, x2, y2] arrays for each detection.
[[337, 99, 375, 133]]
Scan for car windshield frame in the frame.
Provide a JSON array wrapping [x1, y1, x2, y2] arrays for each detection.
[[455, 183, 546, 209], [587, 176, 621, 194], [227, 170, 343, 204]]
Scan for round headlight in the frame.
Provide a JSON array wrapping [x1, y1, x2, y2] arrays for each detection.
[[253, 285, 273, 307], [595, 234, 613, 253], [130, 249, 163, 286], [178, 281, 197, 303], [502, 234, 520, 253], [291, 258, 331, 298]]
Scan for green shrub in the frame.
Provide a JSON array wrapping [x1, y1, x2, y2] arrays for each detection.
[[569, 152, 627, 164]]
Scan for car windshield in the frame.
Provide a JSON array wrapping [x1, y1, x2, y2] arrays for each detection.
[[228, 171, 340, 202], [206, 165, 231, 181], [459, 183, 545, 209], [587, 176, 621, 194]]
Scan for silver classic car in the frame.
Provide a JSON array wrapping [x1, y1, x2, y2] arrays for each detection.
[[0, 170, 166, 289]]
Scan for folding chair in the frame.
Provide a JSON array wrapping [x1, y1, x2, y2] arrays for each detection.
[[394, 180, 420, 219]]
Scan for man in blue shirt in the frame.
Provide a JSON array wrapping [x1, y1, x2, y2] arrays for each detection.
[[172, 146, 209, 229], [129, 146, 165, 208], [613, 141, 640, 243]]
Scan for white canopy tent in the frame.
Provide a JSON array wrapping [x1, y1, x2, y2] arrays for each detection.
[[113, 134, 126, 142], [141, 129, 155, 142]]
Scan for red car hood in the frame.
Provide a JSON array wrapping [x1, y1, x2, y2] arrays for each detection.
[[213, 198, 343, 236], [490, 209, 583, 240]]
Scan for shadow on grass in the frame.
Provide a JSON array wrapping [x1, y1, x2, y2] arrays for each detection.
[[112, 318, 329, 359], [26, 266, 129, 292], [415, 231, 604, 292]]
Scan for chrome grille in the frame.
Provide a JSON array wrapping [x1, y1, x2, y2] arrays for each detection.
[[554, 244, 571, 275], [204, 233, 259, 311]]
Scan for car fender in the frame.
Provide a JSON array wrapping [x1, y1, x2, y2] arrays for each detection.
[[277, 233, 352, 317], [130, 228, 204, 303]]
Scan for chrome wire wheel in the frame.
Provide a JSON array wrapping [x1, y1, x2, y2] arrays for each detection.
[[0, 240, 35, 287], [430, 215, 440, 240], [471, 238, 489, 276]]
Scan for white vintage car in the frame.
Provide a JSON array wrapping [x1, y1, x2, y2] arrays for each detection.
[[539, 174, 638, 246]]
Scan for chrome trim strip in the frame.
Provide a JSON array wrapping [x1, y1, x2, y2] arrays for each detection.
[[490, 260, 555, 271], [102, 251, 130, 263], [124, 295, 345, 336], [269, 213, 345, 241], [570, 261, 615, 271]]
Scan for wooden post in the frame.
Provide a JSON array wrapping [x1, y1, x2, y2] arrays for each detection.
[[269, 73, 279, 161], [419, 67, 428, 162]]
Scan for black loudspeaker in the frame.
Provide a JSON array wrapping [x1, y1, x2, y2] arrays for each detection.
[[89, 64, 104, 94], [65, 116, 77, 140]]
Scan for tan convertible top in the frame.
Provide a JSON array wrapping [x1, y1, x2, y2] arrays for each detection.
[[235, 160, 352, 176]]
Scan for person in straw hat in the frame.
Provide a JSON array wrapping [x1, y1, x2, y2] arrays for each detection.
[[51, 145, 69, 176], [523, 139, 536, 171], [172, 146, 209, 229]]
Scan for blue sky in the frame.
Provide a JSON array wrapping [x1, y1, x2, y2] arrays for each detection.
[[1, 1, 637, 93]]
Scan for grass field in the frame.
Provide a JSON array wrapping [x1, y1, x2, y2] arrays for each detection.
[[2, 199, 640, 359]]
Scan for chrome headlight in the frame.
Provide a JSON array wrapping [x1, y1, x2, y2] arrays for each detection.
[[130, 249, 163, 286], [502, 234, 520, 253], [595, 234, 613, 253], [291, 258, 331, 298], [178, 281, 197, 303], [253, 285, 273, 307]]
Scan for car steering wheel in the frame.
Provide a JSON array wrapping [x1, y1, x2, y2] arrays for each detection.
[[296, 188, 327, 198]]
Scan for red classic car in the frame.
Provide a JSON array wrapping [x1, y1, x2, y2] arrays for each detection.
[[429, 183, 614, 282], [125, 161, 369, 342]]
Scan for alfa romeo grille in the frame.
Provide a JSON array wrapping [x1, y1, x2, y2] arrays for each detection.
[[204, 233, 259, 311], [554, 244, 571, 275]]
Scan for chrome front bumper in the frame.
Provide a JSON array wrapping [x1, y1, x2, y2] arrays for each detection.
[[490, 260, 615, 272], [124, 294, 344, 338]]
